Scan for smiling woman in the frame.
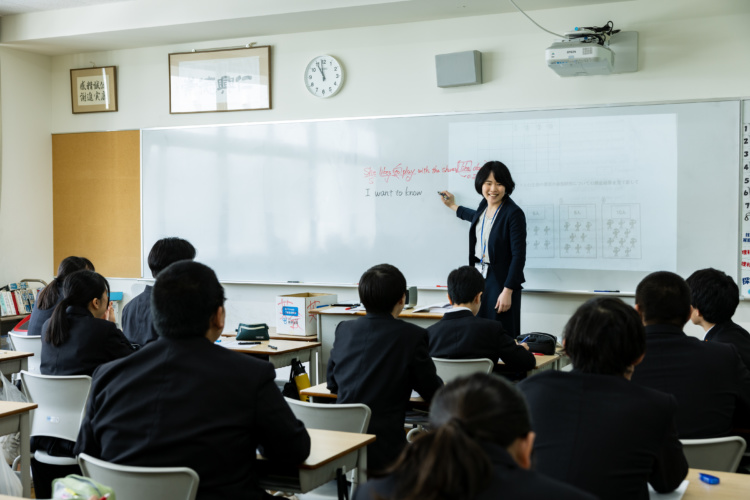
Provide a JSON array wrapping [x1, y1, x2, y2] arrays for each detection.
[[439, 161, 527, 337]]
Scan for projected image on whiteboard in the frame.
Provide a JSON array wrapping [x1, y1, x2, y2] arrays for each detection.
[[448, 114, 677, 272]]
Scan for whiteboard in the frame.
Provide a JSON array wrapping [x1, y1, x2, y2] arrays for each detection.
[[142, 100, 740, 291]]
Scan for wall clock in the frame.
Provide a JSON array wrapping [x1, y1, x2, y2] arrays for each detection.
[[304, 55, 344, 98]]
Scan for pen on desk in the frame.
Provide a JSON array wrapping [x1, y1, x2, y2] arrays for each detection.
[[238, 341, 261, 345], [268, 345, 278, 350], [594, 290, 620, 293]]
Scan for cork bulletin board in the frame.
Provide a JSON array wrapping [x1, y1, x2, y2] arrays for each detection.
[[52, 130, 141, 278]]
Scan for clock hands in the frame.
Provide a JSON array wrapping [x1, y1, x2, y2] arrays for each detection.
[[316, 60, 327, 82]]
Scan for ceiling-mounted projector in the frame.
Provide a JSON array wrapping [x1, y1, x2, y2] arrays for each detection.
[[546, 26, 615, 77]]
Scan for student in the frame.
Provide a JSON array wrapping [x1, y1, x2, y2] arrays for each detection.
[[427, 266, 535, 373], [354, 373, 594, 500], [26, 256, 94, 336], [121, 237, 196, 347], [75, 261, 310, 500], [686, 267, 750, 372], [327, 263, 443, 473], [518, 297, 688, 500], [630, 271, 750, 438], [34, 269, 134, 498]]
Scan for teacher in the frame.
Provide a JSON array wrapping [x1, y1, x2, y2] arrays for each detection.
[[439, 161, 526, 337]]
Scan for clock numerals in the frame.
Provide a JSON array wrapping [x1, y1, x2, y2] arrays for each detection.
[[305, 56, 343, 97]]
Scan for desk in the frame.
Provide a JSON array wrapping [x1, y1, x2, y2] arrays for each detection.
[[0, 351, 32, 378], [258, 428, 375, 497], [0, 401, 37, 497], [221, 339, 323, 384], [222, 326, 318, 342], [301, 383, 425, 403], [681, 468, 750, 499]]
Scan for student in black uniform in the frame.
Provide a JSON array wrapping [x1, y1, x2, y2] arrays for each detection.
[[631, 271, 750, 438], [121, 237, 196, 347], [687, 267, 750, 372], [26, 256, 93, 336], [34, 269, 134, 498], [518, 297, 688, 500], [354, 373, 595, 500], [327, 263, 443, 474], [427, 266, 535, 374]]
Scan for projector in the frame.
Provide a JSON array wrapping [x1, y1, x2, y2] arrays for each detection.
[[545, 40, 614, 77]]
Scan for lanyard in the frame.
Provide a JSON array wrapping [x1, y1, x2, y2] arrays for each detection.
[[480, 204, 501, 265]]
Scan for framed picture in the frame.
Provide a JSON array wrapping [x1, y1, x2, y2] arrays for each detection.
[[70, 66, 118, 114], [169, 46, 271, 114]]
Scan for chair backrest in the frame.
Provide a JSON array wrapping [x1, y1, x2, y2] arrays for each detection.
[[19, 371, 92, 442], [680, 436, 747, 472], [78, 453, 200, 500], [285, 398, 371, 433], [432, 358, 494, 383], [8, 333, 42, 373]]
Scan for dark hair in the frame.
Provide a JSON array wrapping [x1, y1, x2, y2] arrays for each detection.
[[447, 266, 484, 305], [382, 374, 531, 500], [474, 161, 515, 200], [358, 264, 406, 315], [564, 297, 645, 375], [686, 268, 739, 324], [37, 256, 95, 310], [148, 237, 196, 278], [46, 270, 109, 347], [151, 261, 225, 339], [635, 271, 691, 327]]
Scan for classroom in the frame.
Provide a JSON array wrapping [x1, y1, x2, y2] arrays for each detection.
[[0, 0, 749, 497]]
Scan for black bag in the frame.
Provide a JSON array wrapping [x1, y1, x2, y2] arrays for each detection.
[[516, 332, 557, 355], [281, 359, 310, 401]]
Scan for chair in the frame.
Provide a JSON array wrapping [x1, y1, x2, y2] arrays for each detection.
[[432, 358, 494, 383], [19, 371, 92, 467], [78, 453, 199, 500], [680, 436, 747, 472], [8, 333, 42, 374], [284, 398, 371, 499]]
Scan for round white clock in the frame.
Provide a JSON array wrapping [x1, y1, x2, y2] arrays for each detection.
[[304, 55, 344, 98]]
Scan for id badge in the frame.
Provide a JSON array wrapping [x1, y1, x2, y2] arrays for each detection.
[[475, 262, 488, 279]]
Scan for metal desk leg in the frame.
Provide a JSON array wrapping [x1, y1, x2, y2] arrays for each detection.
[[310, 346, 322, 385], [20, 412, 30, 498], [353, 446, 368, 496]]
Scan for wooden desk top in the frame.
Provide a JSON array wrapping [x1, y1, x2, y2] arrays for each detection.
[[220, 339, 321, 355], [301, 428, 376, 469], [311, 307, 444, 320], [0, 350, 33, 361], [301, 383, 425, 402], [222, 326, 318, 342], [683, 468, 750, 499], [0, 401, 37, 417]]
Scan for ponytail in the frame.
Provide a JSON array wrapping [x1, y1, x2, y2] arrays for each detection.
[[37, 256, 94, 310], [45, 270, 109, 347]]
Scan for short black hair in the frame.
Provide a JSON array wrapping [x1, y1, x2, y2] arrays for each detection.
[[152, 261, 225, 339], [358, 264, 406, 315], [686, 268, 739, 324], [447, 266, 484, 305], [635, 271, 691, 327], [564, 297, 646, 375], [148, 237, 197, 278], [474, 161, 515, 200]]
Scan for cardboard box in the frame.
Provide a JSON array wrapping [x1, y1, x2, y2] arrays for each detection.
[[276, 292, 337, 336]]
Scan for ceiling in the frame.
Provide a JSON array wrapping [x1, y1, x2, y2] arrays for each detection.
[[0, 0, 632, 56]]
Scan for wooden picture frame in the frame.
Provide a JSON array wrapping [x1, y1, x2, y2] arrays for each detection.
[[70, 66, 118, 114], [169, 46, 271, 114]]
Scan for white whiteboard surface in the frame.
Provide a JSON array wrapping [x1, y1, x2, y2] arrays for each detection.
[[142, 100, 740, 290]]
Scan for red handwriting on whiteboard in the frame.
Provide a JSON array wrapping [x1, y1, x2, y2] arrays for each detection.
[[363, 161, 483, 183], [364, 167, 377, 184]]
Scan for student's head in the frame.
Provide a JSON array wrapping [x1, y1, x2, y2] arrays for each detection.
[[37, 256, 96, 310], [447, 266, 484, 310], [46, 270, 110, 347], [474, 161, 515, 201], [686, 268, 739, 325], [151, 261, 225, 340], [635, 271, 691, 327], [384, 373, 533, 499], [147, 237, 197, 278], [358, 264, 406, 315], [564, 297, 646, 376]]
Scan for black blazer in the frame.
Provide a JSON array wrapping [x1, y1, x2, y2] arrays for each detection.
[[327, 313, 443, 472], [631, 324, 750, 438], [706, 320, 750, 373], [75, 336, 311, 500], [353, 442, 596, 500], [518, 370, 687, 500], [121, 286, 157, 347], [456, 196, 526, 290], [40, 305, 134, 376], [426, 309, 535, 372]]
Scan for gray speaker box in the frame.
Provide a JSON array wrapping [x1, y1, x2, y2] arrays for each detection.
[[435, 50, 483, 88]]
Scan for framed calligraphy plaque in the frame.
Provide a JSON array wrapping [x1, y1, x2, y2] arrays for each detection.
[[169, 46, 271, 114], [70, 66, 118, 114]]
